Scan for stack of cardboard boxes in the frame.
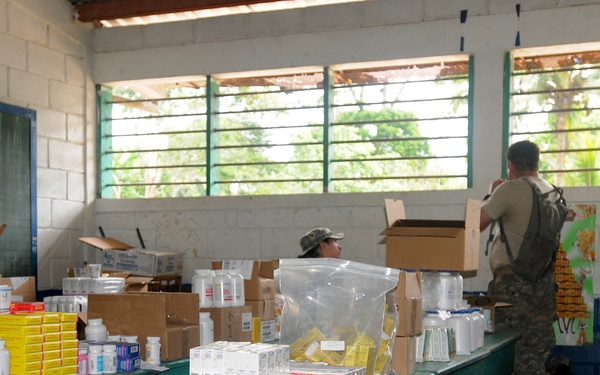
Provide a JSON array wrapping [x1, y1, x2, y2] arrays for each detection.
[[381, 198, 481, 371], [87, 292, 200, 362], [390, 271, 422, 375], [208, 260, 278, 343]]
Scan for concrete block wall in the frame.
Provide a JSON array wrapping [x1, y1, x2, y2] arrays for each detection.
[[0, 0, 94, 290]]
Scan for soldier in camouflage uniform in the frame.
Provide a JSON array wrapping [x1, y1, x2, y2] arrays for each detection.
[[480, 141, 559, 375], [489, 270, 557, 374]]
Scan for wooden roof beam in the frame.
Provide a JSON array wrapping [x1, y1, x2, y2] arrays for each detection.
[[74, 0, 286, 22]]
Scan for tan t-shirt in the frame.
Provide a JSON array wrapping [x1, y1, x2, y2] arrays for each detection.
[[482, 176, 557, 272]]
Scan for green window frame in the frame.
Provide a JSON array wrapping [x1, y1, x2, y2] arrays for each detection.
[[505, 49, 600, 186], [98, 56, 473, 198]]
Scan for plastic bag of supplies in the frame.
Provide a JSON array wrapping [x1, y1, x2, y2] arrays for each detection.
[[276, 258, 400, 375]]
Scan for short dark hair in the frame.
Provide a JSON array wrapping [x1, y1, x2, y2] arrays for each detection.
[[507, 140, 540, 172]]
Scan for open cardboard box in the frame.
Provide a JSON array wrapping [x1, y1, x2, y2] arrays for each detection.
[[211, 259, 278, 300], [0, 276, 36, 302], [87, 292, 199, 361], [79, 237, 183, 277], [381, 199, 481, 272], [464, 294, 512, 333]]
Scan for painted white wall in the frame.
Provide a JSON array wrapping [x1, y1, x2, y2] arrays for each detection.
[[90, 0, 600, 293], [0, 0, 95, 290], [2, 0, 599, 292]]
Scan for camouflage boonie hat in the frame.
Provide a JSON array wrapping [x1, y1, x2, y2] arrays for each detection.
[[299, 227, 344, 254]]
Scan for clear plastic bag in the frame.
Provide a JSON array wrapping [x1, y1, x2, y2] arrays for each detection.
[[276, 258, 400, 375]]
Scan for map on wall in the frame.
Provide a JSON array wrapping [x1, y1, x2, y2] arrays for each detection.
[[553, 204, 596, 346]]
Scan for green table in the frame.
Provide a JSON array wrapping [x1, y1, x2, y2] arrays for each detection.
[[133, 331, 521, 375], [133, 358, 190, 374], [414, 331, 522, 375]]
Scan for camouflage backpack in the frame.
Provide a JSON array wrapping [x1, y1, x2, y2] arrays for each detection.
[[488, 178, 568, 281]]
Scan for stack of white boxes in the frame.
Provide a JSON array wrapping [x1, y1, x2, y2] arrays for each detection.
[[190, 341, 290, 375]]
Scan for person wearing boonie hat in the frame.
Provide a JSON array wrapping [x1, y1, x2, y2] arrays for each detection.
[[298, 227, 344, 258]]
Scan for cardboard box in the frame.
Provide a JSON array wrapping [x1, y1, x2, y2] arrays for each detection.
[[391, 336, 416, 375], [381, 199, 481, 272], [66, 270, 159, 292], [79, 237, 183, 277], [202, 306, 253, 342], [246, 299, 276, 321], [395, 271, 422, 337], [87, 292, 199, 361], [0, 276, 36, 302], [101, 272, 181, 292], [147, 274, 182, 292], [463, 294, 512, 333], [211, 260, 278, 300]]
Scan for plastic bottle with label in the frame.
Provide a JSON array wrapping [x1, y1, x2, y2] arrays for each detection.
[[0, 285, 11, 312], [471, 308, 485, 349], [192, 269, 214, 308], [0, 339, 9, 375], [102, 344, 117, 374], [228, 269, 245, 307], [85, 318, 108, 342], [145, 336, 161, 365], [122, 335, 138, 343], [453, 271, 464, 310], [107, 335, 121, 342], [199, 312, 215, 346], [447, 310, 471, 355], [437, 271, 456, 310], [88, 344, 104, 375], [420, 271, 439, 311], [212, 270, 233, 308], [422, 310, 445, 327], [466, 309, 479, 352], [78, 342, 89, 375]]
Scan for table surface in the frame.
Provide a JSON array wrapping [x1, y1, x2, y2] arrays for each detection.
[[135, 331, 522, 375], [414, 330, 522, 375]]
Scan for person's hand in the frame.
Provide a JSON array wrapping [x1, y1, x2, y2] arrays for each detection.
[[489, 178, 506, 194]]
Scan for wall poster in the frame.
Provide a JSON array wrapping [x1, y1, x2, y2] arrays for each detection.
[[553, 204, 596, 346]]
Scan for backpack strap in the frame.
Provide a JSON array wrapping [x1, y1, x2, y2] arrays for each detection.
[[498, 218, 515, 263], [485, 217, 516, 262]]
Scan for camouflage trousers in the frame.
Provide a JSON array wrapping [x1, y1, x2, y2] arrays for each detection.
[[488, 268, 558, 375]]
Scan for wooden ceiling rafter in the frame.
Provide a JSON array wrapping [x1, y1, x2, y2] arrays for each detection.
[[73, 0, 286, 22]]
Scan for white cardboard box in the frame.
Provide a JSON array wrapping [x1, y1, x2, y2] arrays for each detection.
[[79, 237, 183, 277]]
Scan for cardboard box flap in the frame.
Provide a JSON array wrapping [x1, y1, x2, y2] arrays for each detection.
[[126, 276, 154, 285], [382, 199, 481, 231], [464, 198, 482, 229], [0, 224, 6, 237], [79, 237, 133, 251], [396, 271, 422, 298], [381, 226, 464, 238], [129, 248, 181, 256], [0, 276, 36, 302], [385, 199, 406, 227], [259, 259, 279, 278], [464, 294, 512, 308]]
